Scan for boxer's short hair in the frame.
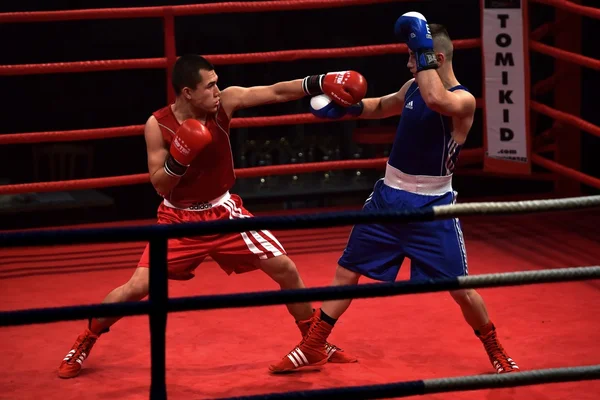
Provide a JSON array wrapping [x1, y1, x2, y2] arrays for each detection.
[[429, 24, 454, 62], [172, 54, 215, 95]]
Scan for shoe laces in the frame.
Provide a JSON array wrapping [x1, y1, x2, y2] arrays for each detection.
[[68, 331, 97, 364], [299, 317, 321, 344], [481, 331, 513, 371], [295, 316, 330, 350]]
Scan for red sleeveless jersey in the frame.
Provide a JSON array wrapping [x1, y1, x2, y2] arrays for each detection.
[[152, 104, 236, 206]]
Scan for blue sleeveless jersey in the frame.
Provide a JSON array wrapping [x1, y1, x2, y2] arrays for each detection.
[[387, 81, 469, 177]]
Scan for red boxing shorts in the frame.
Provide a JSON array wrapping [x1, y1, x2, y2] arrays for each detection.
[[137, 192, 287, 280]]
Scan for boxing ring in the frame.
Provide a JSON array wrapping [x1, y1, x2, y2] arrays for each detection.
[[1, 0, 600, 399]]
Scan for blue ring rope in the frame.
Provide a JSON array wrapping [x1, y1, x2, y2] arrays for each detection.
[[1, 266, 598, 327]]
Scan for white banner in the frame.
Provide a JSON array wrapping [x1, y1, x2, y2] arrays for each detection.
[[481, 0, 531, 173]]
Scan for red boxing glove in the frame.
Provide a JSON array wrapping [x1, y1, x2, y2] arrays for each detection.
[[164, 119, 213, 177], [302, 71, 367, 107]]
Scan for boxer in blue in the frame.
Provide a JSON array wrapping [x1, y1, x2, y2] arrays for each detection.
[[270, 12, 519, 374]]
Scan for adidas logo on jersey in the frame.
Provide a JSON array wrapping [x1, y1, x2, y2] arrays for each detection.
[[405, 100, 414, 110]]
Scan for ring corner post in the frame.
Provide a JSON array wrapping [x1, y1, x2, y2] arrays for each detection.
[[149, 237, 168, 400], [553, 0, 582, 197]]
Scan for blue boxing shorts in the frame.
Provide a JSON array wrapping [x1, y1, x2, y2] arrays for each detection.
[[338, 179, 468, 282]]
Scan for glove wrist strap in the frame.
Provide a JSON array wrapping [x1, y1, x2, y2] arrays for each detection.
[[164, 155, 187, 177], [302, 74, 324, 95], [415, 49, 439, 72]]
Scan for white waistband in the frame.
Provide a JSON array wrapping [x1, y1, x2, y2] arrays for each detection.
[[163, 191, 231, 211], [383, 163, 452, 195]]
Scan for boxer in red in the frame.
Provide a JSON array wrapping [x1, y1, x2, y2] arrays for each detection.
[[58, 54, 367, 379]]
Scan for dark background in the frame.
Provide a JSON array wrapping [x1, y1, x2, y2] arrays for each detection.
[[0, 0, 598, 229]]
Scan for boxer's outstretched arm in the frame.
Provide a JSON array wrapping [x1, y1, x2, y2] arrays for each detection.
[[220, 81, 305, 118], [359, 78, 415, 119], [144, 116, 181, 197], [221, 71, 367, 118]]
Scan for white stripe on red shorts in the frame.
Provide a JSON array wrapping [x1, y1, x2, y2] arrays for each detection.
[[221, 199, 286, 259]]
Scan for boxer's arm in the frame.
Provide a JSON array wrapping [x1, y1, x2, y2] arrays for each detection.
[[416, 70, 476, 117], [144, 116, 181, 197], [359, 78, 415, 119], [220, 80, 305, 118]]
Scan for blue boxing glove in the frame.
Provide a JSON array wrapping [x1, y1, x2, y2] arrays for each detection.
[[310, 94, 363, 119], [394, 12, 438, 72]]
